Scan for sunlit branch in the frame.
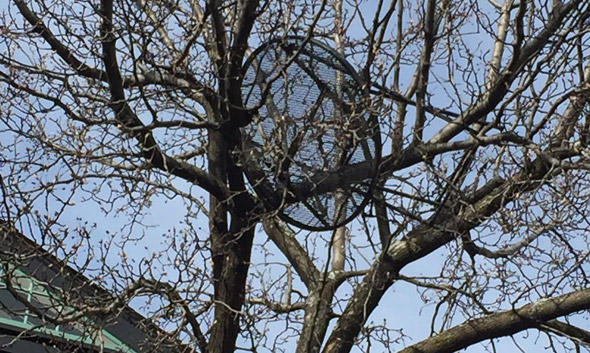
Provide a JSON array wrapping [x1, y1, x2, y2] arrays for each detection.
[[398, 289, 590, 353]]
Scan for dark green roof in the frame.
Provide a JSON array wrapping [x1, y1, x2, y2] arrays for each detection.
[[0, 221, 184, 353]]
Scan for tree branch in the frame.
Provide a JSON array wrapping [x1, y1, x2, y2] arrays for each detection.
[[461, 226, 552, 259], [98, 0, 232, 204], [322, 149, 564, 353], [541, 320, 590, 347], [413, 0, 437, 142], [430, 0, 583, 144], [14, 0, 107, 81], [248, 297, 306, 314], [263, 218, 320, 287], [288, 132, 528, 201], [398, 289, 590, 353]]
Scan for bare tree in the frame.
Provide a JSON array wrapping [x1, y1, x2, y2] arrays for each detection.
[[1, 0, 590, 352]]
